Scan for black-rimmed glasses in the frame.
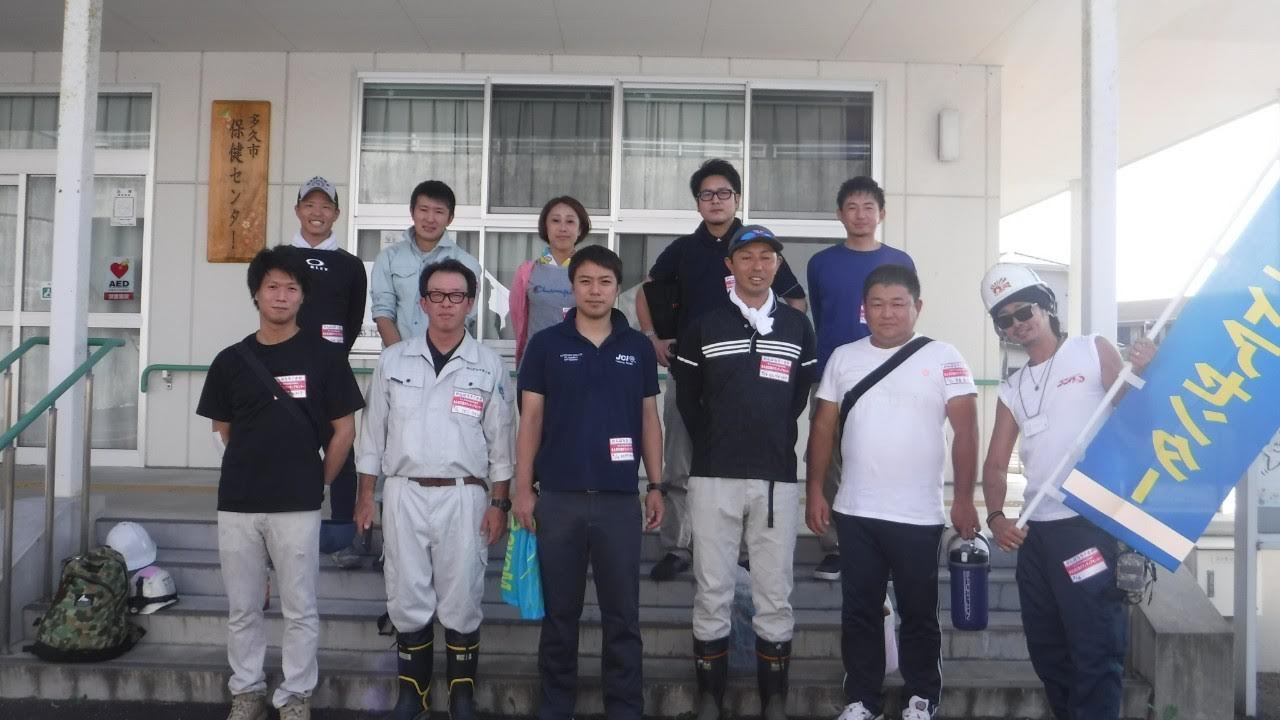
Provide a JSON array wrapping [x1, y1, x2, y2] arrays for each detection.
[[425, 290, 470, 304], [696, 188, 736, 202]]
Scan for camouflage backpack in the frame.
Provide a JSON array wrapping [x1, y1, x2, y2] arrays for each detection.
[[25, 546, 145, 662]]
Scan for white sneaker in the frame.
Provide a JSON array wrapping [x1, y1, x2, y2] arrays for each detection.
[[277, 696, 311, 720], [226, 691, 269, 720], [835, 701, 882, 720], [899, 695, 934, 720]]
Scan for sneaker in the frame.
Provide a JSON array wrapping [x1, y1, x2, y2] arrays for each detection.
[[814, 553, 841, 581], [278, 696, 311, 720], [226, 691, 269, 720], [899, 695, 934, 720], [649, 552, 691, 581], [330, 544, 364, 570], [835, 701, 881, 720]]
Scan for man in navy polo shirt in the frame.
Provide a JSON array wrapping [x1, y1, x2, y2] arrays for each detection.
[[514, 244, 665, 720], [635, 158, 808, 581]]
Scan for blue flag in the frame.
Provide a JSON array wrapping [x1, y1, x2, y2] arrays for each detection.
[[1061, 176, 1280, 570]]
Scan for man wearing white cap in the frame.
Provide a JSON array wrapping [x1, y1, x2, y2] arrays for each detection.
[[286, 176, 367, 566]]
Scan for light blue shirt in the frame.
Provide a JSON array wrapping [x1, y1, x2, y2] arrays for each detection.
[[369, 228, 482, 343]]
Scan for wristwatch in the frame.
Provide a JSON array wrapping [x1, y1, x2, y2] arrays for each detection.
[[646, 483, 667, 497], [490, 498, 512, 512]]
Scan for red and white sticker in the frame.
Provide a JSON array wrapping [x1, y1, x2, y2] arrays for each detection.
[[1063, 547, 1107, 583], [451, 390, 485, 418], [321, 324, 344, 344], [724, 275, 736, 292], [610, 437, 635, 462], [858, 303, 867, 325], [759, 356, 792, 382], [942, 362, 972, 386], [275, 374, 307, 399]]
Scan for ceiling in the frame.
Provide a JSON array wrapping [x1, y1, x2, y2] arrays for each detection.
[[2, 0, 1277, 212]]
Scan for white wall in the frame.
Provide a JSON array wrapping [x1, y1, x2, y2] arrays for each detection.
[[0, 50, 1002, 468]]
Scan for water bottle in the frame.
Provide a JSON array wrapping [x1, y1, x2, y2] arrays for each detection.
[[948, 534, 991, 631]]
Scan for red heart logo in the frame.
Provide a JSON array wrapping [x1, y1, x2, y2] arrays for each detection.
[[110, 262, 128, 278]]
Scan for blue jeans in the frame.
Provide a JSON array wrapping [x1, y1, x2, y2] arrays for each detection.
[[1018, 516, 1128, 720], [535, 490, 643, 720]]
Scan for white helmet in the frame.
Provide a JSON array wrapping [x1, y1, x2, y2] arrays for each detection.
[[980, 263, 1057, 318], [105, 521, 157, 572], [128, 565, 178, 615]]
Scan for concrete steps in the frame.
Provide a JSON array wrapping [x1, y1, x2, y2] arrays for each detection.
[[0, 644, 1152, 719], [0, 515, 1152, 718]]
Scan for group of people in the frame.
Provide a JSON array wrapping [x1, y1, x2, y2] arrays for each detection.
[[196, 160, 1156, 720]]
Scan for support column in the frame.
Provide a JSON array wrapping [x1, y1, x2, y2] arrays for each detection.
[[1234, 470, 1257, 717], [1081, 0, 1119, 341], [48, 0, 102, 497], [1068, 179, 1084, 337]]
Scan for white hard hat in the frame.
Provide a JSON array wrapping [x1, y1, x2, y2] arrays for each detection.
[[128, 565, 178, 615], [980, 263, 1057, 317], [105, 521, 157, 572]]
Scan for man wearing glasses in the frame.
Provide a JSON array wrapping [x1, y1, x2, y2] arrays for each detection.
[[635, 158, 808, 581], [355, 259, 515, 720]]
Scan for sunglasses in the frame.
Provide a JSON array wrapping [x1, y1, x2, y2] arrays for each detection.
[[994, 305, 1036, 329]]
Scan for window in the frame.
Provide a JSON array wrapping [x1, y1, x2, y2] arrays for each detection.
[[0, 184, 15, 312], [621, 88, 744, 211], [360, 84, 484, 206], [749, 89, 873, 217], [488, 85, 612, 214], [352, 76, 879, 349], [0, 93, 151, 150]]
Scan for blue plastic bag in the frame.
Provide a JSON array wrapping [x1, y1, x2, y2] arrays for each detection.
[[500, 515, 545, 620]]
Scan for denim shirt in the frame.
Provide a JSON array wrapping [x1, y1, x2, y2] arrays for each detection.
[[369, 228, 483, 342]]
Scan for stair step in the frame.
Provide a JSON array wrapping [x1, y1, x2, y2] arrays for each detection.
[[151, 547, 1022, 611], [0, 644, 1148, 718], [22, 597, 1032, 661]]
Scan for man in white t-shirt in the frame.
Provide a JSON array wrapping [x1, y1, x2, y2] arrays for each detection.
[[805, 264, 980, 720]]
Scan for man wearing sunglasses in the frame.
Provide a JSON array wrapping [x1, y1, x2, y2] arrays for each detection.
[[979, 263, 1156, 720], [356, 259, 515, 720], [636, 158, 808, 581]]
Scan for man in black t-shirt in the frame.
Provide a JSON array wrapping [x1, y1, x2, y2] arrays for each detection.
[[635, 159, 807, 581], [284, 176, 368, 567], [197, 247, 363, 720]]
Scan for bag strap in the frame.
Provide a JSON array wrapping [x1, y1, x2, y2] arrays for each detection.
[[838, 336, 933, 435], [234, 339, 323, 448]]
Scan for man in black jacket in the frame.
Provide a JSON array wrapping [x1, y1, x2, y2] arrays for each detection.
[[672, 225, 817, 720]]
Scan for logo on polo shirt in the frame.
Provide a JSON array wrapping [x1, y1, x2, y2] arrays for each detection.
[[560, 352, 582, 363], [615, 353, 637, 366]]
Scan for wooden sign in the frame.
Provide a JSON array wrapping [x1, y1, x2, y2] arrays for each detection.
[[208, 100, 270, 262]]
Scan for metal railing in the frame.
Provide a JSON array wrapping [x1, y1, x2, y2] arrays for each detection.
[[1, 336, 125, 655]]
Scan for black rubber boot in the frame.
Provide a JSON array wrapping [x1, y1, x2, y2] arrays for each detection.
[[445, 627, 480, 720], [756, 637, 791, 720], [386, 624, 433, 720], [693, 636, 730, 720]]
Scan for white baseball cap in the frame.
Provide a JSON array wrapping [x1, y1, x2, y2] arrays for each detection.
[[297, 176, 339, 207]]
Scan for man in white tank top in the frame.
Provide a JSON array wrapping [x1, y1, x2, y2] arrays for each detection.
[[978, 263, 1156, 720]]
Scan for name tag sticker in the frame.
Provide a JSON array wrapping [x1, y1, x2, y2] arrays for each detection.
[[759, 356, 792, 382], [859, 303, 867, 325], [610, 437, 635, 462], [321, 324, 344, 344], [724, 275, 736, 291], [942, 362, 972, 386], [1023, 415, 1049, 437], [451, 390, 485, 418], [275, 374, 307, 399], [1063, 547, 1107, 583]]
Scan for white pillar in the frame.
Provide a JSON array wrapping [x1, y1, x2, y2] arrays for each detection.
[[1068, 179, 1084, 337], [1081, 0, 1118, 341], [48, 0, 101, 497]]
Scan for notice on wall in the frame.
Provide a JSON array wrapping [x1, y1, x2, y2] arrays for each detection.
[[105, 257, 135, 300], [207, 100, 270, 263], [110, 188, 136, 227]]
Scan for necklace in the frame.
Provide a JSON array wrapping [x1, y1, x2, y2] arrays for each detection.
[[1016, 337, 1064, 419]]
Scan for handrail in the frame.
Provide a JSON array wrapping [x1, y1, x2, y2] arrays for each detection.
[[142, 361, 999, 390], [0, 338, 125, 452], [0, 335, 120, 376], [2, 336, 125, 656]]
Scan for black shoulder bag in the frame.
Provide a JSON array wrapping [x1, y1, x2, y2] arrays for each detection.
[[838, 336, 934, 436], [234, 340, 325, 449]]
